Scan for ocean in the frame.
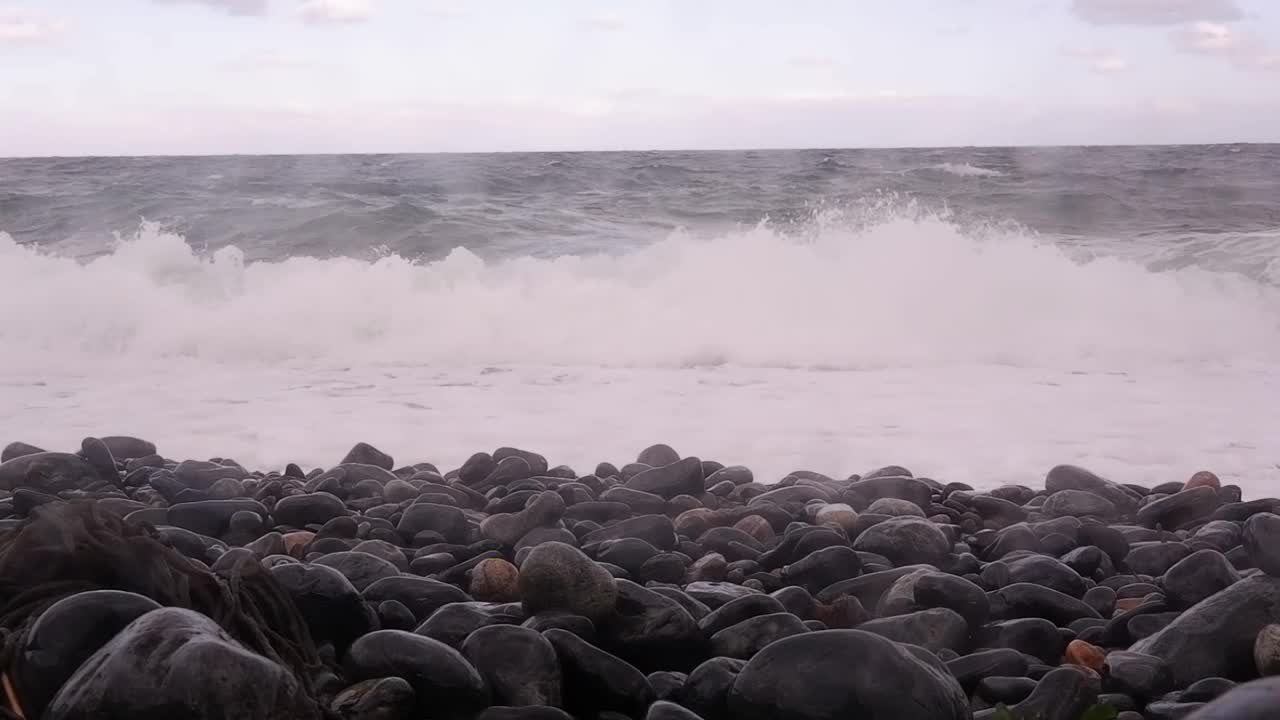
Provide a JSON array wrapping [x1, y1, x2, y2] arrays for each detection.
[[1, 146, 1278, 491]]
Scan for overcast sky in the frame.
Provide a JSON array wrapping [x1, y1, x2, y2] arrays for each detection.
[[1, 0, 1278, 155]]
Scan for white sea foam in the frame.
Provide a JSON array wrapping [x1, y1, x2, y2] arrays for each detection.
[[932, 162, 1004, 177], [2, 213, 1277, 490]]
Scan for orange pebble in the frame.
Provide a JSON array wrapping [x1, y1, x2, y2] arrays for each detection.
[[1065, 639, 1106, 672], [282, 530, 315, 557], [1184, 471, 1221, 491], [1114, 597, 1146, 612]]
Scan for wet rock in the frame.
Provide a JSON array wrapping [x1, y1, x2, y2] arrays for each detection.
[[1065, 638, 1105, 671], [851, 516, 950, 567], [342, 442, 394, 470], [520, 541, 618, 623], [946, 648, 1030, 692], [1137, 486, 1219, 530], [16, 590, 163, 718], [462, 624, 562, 707], [1004, 666, 1101, 720], [1164, 549, 1240, 609], [477, 708, 573, 720], [601, 580, 703, 670], [685, 581, 761, 609], [1243, 513, 1280, 577], [363, 575, 469, 621], [988, 582, 1100, 625], [583, 514, 678, 551], [645, 700, 705, 720], [331, 677, 416, 720], [1131, 575, 1280, 686], [679, 657, 747, 720], [781, 545, 862, 595], [275, 491, 348, 528], [416, 603, 503, 647], [1043, 489, 1119, 519], [727, 630, 969, 720], [545, 627, 655, 719], [2, 440, 45, 462], [398, 502, 470, 545], [314, 551, 402, 592], [1104, 650, 1173, 700], [270, 561, 373, 653], [469, 557, 521, 602], [481, 491, 566, 547], [1127, 541, 1193, 577], [625, 457, 704, 499], [861, 607, 968, 653], [977, 676, 1037, 705], [346, 629, 489, 718], [974, 618, 1065, 665], [45, 608, 317, 720], [1181, 676, 1280, 719], [708, 612, 808, 659], [1256, 624, 1280, 676]]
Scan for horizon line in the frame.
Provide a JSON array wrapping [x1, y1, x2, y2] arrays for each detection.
[[2, 140, 1275, 161]]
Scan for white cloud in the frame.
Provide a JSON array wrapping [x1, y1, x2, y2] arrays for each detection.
[[153, 0, 269, 16], [0, 7, 65, 43], [1062, 46, 1131, 74], [1071, 0, 1242, 25], [1172, 21, 1280, 69], [298, 0, 370, 25]]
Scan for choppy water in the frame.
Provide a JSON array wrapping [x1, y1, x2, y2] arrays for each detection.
[[2, 146, 1278, 490]]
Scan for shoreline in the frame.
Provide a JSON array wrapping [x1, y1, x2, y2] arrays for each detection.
[[3, 437, 1279, 719]]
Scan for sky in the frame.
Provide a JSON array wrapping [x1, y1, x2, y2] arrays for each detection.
[[1, 0, 1278, 155]]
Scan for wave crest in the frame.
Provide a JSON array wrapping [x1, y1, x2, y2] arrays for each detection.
[[2, 211, 1277, 370]]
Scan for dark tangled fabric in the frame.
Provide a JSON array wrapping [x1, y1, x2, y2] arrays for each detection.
[[0, 502, 332, 716]]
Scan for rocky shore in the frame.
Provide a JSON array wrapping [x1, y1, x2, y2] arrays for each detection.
[[2, 438, 1280, 720]]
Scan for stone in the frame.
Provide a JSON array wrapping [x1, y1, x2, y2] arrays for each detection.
[[1180, 676, 1280, 719], [645, 700, 705, 720], [1042, 489, 1119, 519], [625, 457, 705, 499], [813, 503, 858, 532], [1104, 650, 1173, 700], [480, 491, 566, 547], [973, 618, 1065, 665], [342, 442, 394, 470], [16, 590, 163, 718], [1137, 487, 1219, 530], [1, 440, 45, 462], [314, 551, 402, 592], [1004, 666, 1101, 720], [416, 603, 502, 648], [544, 627, 655, 719], [850, 516, 950, 567], [988, 582, 1101, 625], [699, 595, 787, 637], [583, 514, 678, 551], [680, 657, 747, 720], [781, 545, 862, 595], [600, 580, 703, 670], [1131, 575, 1280, 686], [945, 648, 1030, 692], [1256, 624, 1280, 676], [1065, 639, 1106, 671], [44, 608, 317, 720], [1243, 513, 1280, 577], [1185, 471, 1221, 491], [1125, 541, 1193, 577], [727, 630, 969, 720], [274, 491, 347, 528], [363, 576, 469, 621], [519, 541, 618, 623], [477, 708, 573, 720], [331, 677, 416, 720], [866, 497, 926, 517], [398, 503, 470, 545], [470, 558, 521, 602], [708, 612, 809, 659], [345, 630, 489, 718], [860, 607, 968, 653], [461, 625, 562, 707], [270, 561, 373, 653], [1164, 549, 1240, 609]]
